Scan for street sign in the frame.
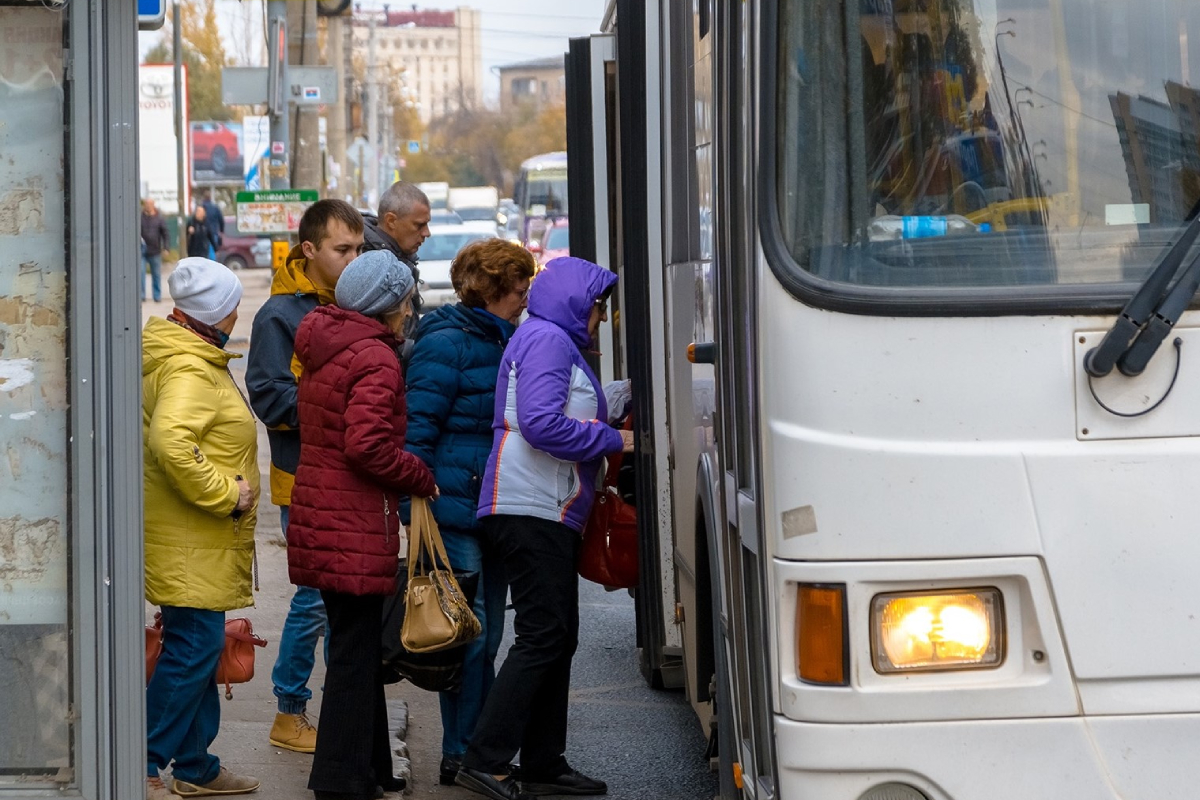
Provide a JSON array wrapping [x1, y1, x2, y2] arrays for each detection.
[[222, 67, 339, 107], [236, 189, 320, 235], [138, 0, 166, 30], [407, 140, 420, 154]]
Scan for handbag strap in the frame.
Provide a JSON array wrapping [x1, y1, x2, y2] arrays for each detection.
[[408, 496, 455, 576]]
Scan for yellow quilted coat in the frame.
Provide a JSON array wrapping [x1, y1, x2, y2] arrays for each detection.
[[142, 316, 259, 611]]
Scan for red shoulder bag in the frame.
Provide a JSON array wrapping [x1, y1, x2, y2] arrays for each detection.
[[579, 416, 639, 589]]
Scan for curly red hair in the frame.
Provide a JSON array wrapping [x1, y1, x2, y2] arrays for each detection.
[[451, 239, 537, 308]]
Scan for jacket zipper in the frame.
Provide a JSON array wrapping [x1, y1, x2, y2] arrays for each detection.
[[383, 494, 391, 544]]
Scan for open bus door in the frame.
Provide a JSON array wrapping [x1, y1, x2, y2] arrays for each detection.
[[566, 17, 686, 691]]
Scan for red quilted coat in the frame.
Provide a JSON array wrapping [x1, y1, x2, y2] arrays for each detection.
[[287, 305, 436, 595]]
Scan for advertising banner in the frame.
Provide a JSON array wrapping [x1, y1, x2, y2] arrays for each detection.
[[236, 189, 319, 234], [138, 63, 188, 214], [190, 120, 245, 186], [242, 114, 271, 190]]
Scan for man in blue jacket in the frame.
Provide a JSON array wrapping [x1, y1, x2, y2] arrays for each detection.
[[245, 199, 364, 754]]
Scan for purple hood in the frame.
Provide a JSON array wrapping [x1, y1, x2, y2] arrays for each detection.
[[527, 257, 619, 349]]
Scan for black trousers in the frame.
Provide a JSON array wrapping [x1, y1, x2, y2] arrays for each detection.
[[463, 514, 580, 777], [308, 591, 391, 798]]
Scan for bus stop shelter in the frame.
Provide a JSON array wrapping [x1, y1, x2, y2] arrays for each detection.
[[1, 2, 145, 798]]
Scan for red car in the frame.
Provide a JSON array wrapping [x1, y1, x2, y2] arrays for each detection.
[[192, 122, 241, 177], [529, 218, 569, 266]]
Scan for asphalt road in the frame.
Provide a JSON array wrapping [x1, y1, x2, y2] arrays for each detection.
[[144, 266, 718, 800]]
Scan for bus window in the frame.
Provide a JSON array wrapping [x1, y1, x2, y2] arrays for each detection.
[[774, 0, 1200, 294]]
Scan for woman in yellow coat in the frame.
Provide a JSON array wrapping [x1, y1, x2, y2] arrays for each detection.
[[142, 257, 261, 800]]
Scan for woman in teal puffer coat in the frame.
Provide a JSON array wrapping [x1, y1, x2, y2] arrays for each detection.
[[404, 238, 536, 784]]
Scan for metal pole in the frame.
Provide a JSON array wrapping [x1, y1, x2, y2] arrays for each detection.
[[327, 14, 348, 200], [268, 0, 290, 190], [366, 14, 379, 208], [173, 0, 186, 252]]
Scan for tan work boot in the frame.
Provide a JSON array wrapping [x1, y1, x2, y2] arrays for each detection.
[[268, 711, 317, 753], [172, 766, 260, 796], [147, 775, 178, 799]]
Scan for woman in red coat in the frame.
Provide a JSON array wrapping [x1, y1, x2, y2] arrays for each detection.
[[288, 249, 437, 800]]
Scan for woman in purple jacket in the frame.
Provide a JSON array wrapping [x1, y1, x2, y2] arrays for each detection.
[[454, 257, 633, 800]]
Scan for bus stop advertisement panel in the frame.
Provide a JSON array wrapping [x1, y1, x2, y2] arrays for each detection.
[[2, 2, 145, 798]]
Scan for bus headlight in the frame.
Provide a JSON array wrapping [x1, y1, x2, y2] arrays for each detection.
[[871, 589, 1004, 673]]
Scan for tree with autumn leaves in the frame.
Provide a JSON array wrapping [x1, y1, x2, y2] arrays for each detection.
[[144, 0, 235, 123]]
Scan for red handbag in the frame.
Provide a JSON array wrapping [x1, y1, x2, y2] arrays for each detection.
[[579, 417, 639, 589], [145, 613, 267, 699]]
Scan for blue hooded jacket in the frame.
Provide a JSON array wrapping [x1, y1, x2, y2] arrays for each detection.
[[405, 302, 516, 532], [477, 257, 624, 532]]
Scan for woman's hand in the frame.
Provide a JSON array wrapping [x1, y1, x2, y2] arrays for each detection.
[[427, 485, 441, 500], [620, 428, 635, 453], [235, 478, 254, 512]]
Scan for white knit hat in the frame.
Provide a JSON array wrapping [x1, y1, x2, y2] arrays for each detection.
[[168, 257, 243, 325]]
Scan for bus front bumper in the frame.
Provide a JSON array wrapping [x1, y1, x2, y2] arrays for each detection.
[[774, 712, 1200, 800]]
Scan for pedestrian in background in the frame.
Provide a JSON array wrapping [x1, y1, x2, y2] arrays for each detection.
[[404, 239, 535, 786], [201, 189, 225, 260], [456, 257, 632, 800], [142, 257, 260, 800], [287, 250, 437, 800], [140, 197, 169, 302], [186, 204, 218, 259], [246, 199, 365, 754]]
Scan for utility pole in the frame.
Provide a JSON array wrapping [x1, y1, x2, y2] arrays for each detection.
[[366, 14, 379, 208], [173, 0, 186, 252], [267, 0, 290, 190], [327, 13, 348, 200], [289, 1, 321, 191]]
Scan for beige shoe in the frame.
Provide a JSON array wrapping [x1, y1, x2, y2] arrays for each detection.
[[147, 775, 178, 799], [172, 766, 260, 796], [268, 711, 317, 753]]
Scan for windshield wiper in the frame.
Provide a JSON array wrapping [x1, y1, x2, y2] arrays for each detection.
[[1084, 198, 1200, 378]]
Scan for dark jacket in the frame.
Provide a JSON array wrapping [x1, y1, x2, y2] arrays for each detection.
[[362, 212, 423, 317], [141, 212, 170, 257], [202, 199, 224, 246], [245, 246, 332, 506], [186, 214, 218, 257], [405, 303, 516, 533], [287, 305, 436, 596]]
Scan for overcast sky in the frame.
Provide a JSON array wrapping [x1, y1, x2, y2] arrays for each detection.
[[140, 0, 609, 105]]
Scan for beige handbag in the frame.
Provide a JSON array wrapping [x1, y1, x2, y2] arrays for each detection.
[[400, 497, 482, 653]]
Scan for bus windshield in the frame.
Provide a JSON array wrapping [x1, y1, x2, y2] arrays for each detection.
[[776, 0, 1200, 293]]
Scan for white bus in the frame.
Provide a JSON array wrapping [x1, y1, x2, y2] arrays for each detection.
[[566, 1, 1200, 799]]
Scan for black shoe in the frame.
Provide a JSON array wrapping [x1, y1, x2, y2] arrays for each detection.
[[455, 766, 530, 800], [439, 756, 463, 786], [374, 777, 408, 796], [520, 768, 607, 796]]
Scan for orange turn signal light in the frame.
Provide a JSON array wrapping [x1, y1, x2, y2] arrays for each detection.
[[796, 584, 848, 685]]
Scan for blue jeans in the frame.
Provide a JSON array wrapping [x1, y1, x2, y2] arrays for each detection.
[[439, 526, 507, 758], [271, 505, 329, 714], [146, 605, 226, 783], [142, 253, 162, 301]]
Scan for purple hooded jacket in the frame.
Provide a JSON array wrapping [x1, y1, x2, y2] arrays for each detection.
[[476, 257, 624, 532]]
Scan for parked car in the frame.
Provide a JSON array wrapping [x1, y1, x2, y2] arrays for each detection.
[[191, 122, 241, 177], [528, 218, 569, 266], [414, 224, 496, 310], [217, 216, 272, 270]]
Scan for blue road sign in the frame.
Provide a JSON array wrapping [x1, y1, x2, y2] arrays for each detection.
[[407, 140, 420, 154], [138, 0, 166, 31]]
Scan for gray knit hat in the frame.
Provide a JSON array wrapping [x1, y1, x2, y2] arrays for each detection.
[[335, 250, 415, 317], [168, 257, 243, 325]]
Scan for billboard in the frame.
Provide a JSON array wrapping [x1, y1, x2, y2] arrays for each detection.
[[191, 120, 245, 186], [138, 63, 189, 214]]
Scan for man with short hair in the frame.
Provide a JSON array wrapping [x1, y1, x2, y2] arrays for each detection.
[[245, 199, 365, 753], [362, 181, 432, 321], [139, 198, 169, 302]]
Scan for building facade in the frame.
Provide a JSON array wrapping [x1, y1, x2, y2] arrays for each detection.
[[497, 55, 566, 114], [351, 7, 482, 125]]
